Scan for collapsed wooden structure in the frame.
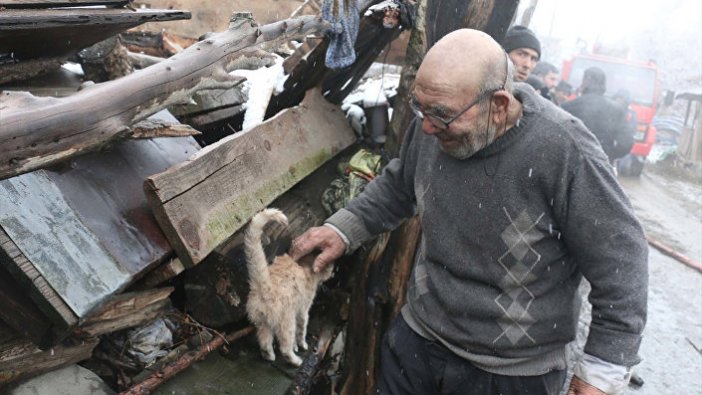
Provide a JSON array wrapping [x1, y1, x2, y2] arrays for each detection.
[[0, 0, 518, 393]]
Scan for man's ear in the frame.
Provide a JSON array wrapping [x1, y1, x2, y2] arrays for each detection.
[[490, 91, 511, 124]]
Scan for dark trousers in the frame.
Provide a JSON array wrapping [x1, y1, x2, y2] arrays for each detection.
[[376, 316, 566, 395]]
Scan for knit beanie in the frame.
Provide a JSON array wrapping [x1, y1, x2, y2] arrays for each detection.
[[502, 26, 541, 59]]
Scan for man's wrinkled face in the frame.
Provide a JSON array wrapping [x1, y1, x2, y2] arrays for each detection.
[[412, 88, 498, 160], [542, 71, 559, 89], [508, 48, 539, 81]]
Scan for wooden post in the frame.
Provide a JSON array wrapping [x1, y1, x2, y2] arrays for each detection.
[[340, 233, 390, 395]]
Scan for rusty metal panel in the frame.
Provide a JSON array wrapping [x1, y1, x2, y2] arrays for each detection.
[[50, 137, 200, 275], [0, 135, 200, 318]]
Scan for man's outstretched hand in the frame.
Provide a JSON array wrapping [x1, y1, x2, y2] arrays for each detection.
[[567, 376, 609, 395], [290, 226, 346, 273]]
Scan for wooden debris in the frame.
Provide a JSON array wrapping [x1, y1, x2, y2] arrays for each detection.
[[0, 337, 99, 387], [0, 8, 191, 60], [385, 216, 421, 319], [0, 14, 329, 181], [128, 119, 201, 139], [145, 89, 356, 267], [0, 0, 129, 8], [77, 36, 134, 83], [132, 258, 186, 290], [0, 57, 66, 85], [285, 325, 336, 395], [0, 227, 78, 342], [0, 264, 54, 348], [121, 31, 198, 59], [340, 233, 390, 395], [127, 52, 164, 69], [76, 288, 174, 337], [120, 326, 254, 395]]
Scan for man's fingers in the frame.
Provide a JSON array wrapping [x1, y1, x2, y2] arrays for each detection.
[[290, 236, 311, 260], [313, 255, 330, 273], [313, 243, 345, 272]]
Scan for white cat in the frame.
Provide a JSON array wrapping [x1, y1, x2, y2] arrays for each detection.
[[244, 208, 334, 366]]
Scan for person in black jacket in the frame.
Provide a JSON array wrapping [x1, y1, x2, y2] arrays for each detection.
[[562, 67, 634, 162]]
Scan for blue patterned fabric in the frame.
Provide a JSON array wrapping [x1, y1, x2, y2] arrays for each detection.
[[322, 0, 360, 69]]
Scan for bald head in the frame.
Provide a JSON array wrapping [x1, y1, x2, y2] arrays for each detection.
[[417, 29, 509, 96]]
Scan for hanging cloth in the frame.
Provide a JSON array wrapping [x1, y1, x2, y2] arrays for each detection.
[[322, 0, 360, 69]]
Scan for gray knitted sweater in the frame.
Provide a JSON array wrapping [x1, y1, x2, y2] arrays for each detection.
[[326, 83, 648, 376]]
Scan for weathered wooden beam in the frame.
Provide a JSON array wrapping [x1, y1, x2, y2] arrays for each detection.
[[0, 337, 99, 388], [340, 234, 390, 395], [0, 0, 128, 8], [0, 8, 191, 61], [132, 257, 186, 290], [144, 89, 356, 267], [0, 227, 78, 342], [0, 56, 66, 85], [128, 119, 201, 139], [0, 263, 53, 348], [76, 288, 174, 337], [0, 14, 330, 181], [385, 216, 421, 319]]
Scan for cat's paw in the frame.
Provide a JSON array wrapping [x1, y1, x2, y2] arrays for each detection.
[[261, 349, 276, 362], [299, 340, 309, 351], [284, 353, 303, 367]]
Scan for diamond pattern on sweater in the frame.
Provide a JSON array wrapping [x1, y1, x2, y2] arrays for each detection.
[[493, 208, 545, 345]]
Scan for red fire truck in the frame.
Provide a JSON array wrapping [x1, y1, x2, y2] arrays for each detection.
[[562, 53, 659, 176]]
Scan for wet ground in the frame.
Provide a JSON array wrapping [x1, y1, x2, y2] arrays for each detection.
[[569, 164, 702, 395], [620, 165, 702, 395]]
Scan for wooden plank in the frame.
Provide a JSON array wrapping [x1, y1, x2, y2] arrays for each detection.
[[77, 287, 174, 337], [0, 8, 191, 60], [0, 8, 190, 30], [145, 89, 357, 267], [0, 0, 129, 8], [0, 227, 78, 337], [0, 336, 99, 387], [0, 264, 53, 347]]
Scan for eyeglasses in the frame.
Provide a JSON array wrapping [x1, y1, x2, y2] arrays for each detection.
[[409, 52, 510, 130], [409, 88, 498, 130]]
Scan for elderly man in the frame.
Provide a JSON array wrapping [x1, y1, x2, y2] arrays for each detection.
[[291, 29, 647, 395], [501, 25, 541, 82]]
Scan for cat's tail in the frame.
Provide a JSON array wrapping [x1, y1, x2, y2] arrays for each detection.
[[244, 208, 288, 294]]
